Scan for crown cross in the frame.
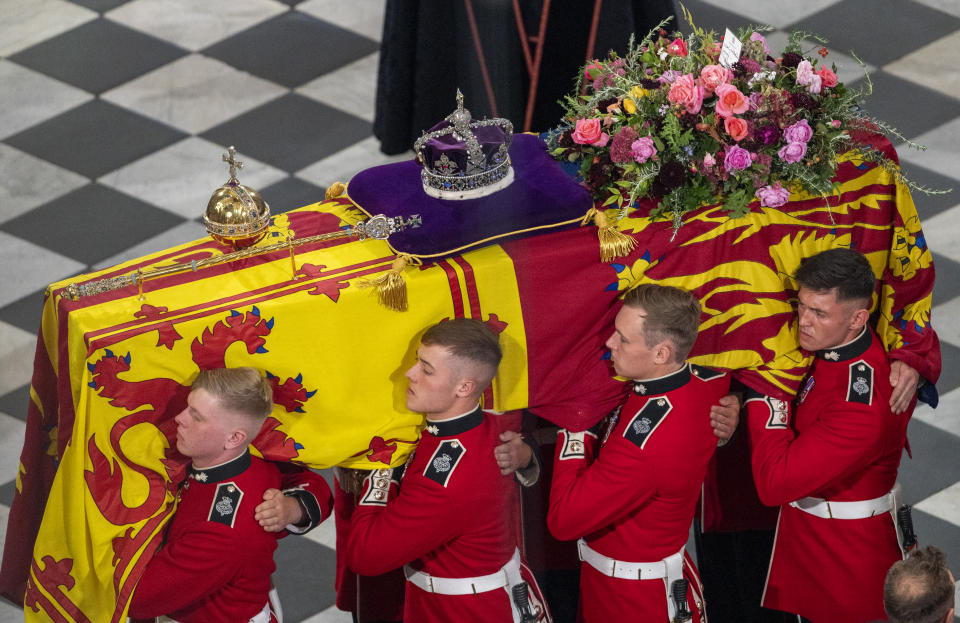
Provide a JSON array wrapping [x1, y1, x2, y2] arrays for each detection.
[[222, 146, 243, 183]]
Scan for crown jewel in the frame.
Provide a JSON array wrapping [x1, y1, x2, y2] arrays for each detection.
[[203, 146, 271, 248], [413, 90, 514, 200]]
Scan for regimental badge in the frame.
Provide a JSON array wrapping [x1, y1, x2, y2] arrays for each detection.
[[799, 375, 815, 404], [690, 364, 725, 381], [426, 425, 439, 435], [560, 431, 588, 460], [623, 397, 672, 449], [764, 396, 790, 430], [847, 360, 874, 405], [208, 481, 243, 528], [423, 439, 466, 487], [634, 383, 647, 395], [824, 351, 840, 361]]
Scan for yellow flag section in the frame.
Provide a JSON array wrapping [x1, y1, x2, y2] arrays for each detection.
[[25, 199, 528, 622]]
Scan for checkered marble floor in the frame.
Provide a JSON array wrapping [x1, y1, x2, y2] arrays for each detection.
[[1, 0, 959, 620]]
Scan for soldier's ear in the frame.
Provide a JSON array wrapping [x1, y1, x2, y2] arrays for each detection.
[[225, 429, 248, 450], [653, 341, 674, 365], [455, 378, 476, 398], [849, 308, 869, 332]]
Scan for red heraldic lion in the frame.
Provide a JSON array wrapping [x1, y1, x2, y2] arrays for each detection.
[[549, 364, 730, 622], [747, 327, 911, 622]]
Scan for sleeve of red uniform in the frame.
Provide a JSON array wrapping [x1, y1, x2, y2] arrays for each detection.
[[346, 471, 471, 576], [128, 525, 241, 618], [547, 426, 660, 541], [277, 463, 334, 533], [746, 392, 886, 506]]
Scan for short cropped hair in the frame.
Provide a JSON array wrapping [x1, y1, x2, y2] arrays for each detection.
[[192, 367, 273, 428], [622, 284, 701, 363], [793, 248, 875, 304], [884, 546, 955, 623], [421, 318, 502, 389]]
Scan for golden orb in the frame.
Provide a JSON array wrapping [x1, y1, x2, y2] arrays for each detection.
[[203, 146, 271, 249]]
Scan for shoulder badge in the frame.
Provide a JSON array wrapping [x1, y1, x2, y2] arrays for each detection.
[[763, 396, 790, 429], [690, 364, 725, 382], [622, 397, 672, 450], [847, 360, 874, 405], [208, 482, 244, 528], [422, 439, 466, 487], [559, 431, 588, 460], [359, 469, 393, 507]]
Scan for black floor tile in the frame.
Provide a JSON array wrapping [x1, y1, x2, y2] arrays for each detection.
[[0, 184, 186, 266], [847, 70, 960, 142], [203, 11, 379, 88], [899, 162, 960, 222], [273, 535, 339, 621], [70, 0, 134, 12], [786, 0, 960, 66], [201, 94, 372, 173], [900, 419, 960, 504], [261, 177, 327, 214], [0, 288, 58, 336], [934, 339, 960, 397], [911, 509, 960, 574], [9, 18, 186, 95], [0, 480, 16, 507], [932, 253, 960, 308], [3, 100, 188, 179], [671, 0, 759, 35], [0, 385, 30, 423]]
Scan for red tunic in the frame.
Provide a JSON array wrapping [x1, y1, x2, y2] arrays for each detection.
[[347, 407, 518, 623], [548, 364, 729, 622], [129, 451, 332, 623], [747, 327, 910, 622]]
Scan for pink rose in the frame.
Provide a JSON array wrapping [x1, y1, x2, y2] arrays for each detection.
[[807, 74, 822, 94], [714, 84, 750, 118], [667, 74, 704, 114], [666, 37, 688, 57], [795, 60, 815, 86], [571, 118, 609, 146], [755, 182, 791, 208], [723, 145, 752, 171], [783, 119, 813, 143], [724, 116, 749, 141], [699, 64, 733, 95], [630, 136, 657, 163], [778, 141, 807, 164], [703, 153, 716, 168], [817, 67, 838, 88]]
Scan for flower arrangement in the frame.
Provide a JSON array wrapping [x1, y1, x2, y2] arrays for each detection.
[[548, 8, 934, 228]]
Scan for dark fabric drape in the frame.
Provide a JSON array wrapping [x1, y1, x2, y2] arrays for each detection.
[[374, 0, 676, 154]]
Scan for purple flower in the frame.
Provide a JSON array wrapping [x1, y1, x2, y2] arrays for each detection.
[[630, 136, 657, 163], [755, 182, 791, 207], [754, 124, 781, 145], [778, 141, 807, 164], [658, 70, 682, 85], [783, 119, 813, 144], [610, 127, 639, 163], [750, 32, 771, 56], [724, 145, 753, 171], [781, 52, 802, 68]]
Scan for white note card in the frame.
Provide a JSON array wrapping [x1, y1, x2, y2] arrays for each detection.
[[718, 28, 742, 68]]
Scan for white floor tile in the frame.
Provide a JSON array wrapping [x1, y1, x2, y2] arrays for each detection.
[[0, 321, 37, 397], [884, 31, 960, 102], [298, 604, 353, 623], [0, 144, 89, 225], [932, 297, 960, 350], [0, 231, 85, 308], [296, 53, 379, 123], [0, 60, 93, 141], [915, 480, 960, 528], [301, 512, 337, 550], [911, 0, 960, 19], [897, 117, 960, 184], [914, 203, 960, 263], [297, 0, 386, 41], [686, 0, 841, 28], [0, 0, 97, 56], [106, 0, 287, 52], [0, 413, 26, 488], [98, 137, 287, 220], [102, 54, 287, 135], [295, 136, 410, 190], [913, 387, 960, 440], [93, 220, 208, 271]]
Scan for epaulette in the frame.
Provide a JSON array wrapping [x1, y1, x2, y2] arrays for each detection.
[[622, 396, 672, 450], [208, 481, 244, 528], [847, 359, 874, 405], [422, 439, 466, 487], [690, 364, 725, 382]]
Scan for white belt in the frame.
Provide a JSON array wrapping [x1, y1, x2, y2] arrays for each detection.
[[789, 488, 896, 520], [577, 539, 685, 619], [404, 548, 522, 596], [157, 601, 271, 623]]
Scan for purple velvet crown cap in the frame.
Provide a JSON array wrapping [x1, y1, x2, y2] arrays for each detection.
[[347, 134, 593, 258], [418, 121, 508, 177]]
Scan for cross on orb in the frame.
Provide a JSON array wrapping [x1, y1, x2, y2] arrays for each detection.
[[222, 146, 243, 182]]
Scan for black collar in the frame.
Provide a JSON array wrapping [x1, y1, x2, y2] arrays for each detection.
[[425, 406, 484, 437], [632, 363, 691, 396], [815, 327, 872, 362], [189, 449, 251, 483]]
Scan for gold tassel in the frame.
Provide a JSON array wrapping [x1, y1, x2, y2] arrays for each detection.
[[361, 255, 417, 311], [325, 182, 346, 200], [585, 208, 636, 262]]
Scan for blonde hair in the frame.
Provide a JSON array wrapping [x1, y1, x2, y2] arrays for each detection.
[[192, 367, 273, 430], [622, 284, 701, 362]]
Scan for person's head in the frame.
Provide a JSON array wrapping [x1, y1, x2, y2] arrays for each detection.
[[605, 284, 701, 380], [884, 546, 956, 623], [174, 367, 273, 468], [405, 318, 502, 419], [793, 248, 875, 352]]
